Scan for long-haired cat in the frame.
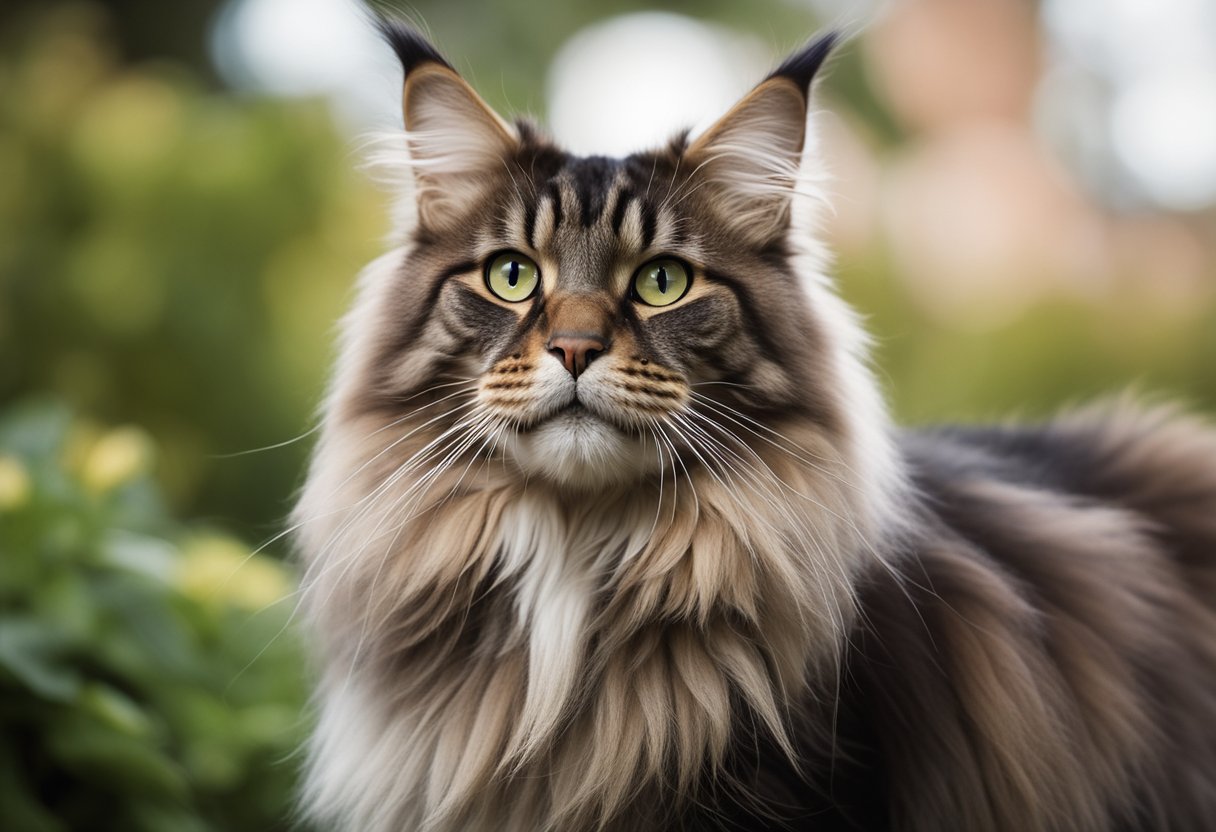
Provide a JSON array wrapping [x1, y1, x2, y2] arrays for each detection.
[[293, 20, 1216, 831]]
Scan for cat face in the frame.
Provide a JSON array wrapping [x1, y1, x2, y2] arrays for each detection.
[[354, 28, 842, 488]]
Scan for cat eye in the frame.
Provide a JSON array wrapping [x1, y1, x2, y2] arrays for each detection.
[[631, 258, 691, 307], [485, 251, 540, 302]]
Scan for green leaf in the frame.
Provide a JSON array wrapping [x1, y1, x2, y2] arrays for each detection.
[[46, 711, 190, 801], [0, 617, 80, 702], [79, 682, 153, 738]]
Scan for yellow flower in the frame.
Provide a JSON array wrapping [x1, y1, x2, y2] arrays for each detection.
[[0, 455, 31, 510], [177, 535, 292, 610], [80, 426, 153, 493]]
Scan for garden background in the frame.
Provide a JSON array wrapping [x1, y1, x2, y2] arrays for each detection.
[[2, 0, 1214, 828]]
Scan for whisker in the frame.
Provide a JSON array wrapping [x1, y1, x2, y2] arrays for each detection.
[[679, 406, 922, 683], [211, 422, 322, 458], [689, 392, 861, 489], [241, 415, 487, 691], [673, 411, 850, 633], [337, 412, 502, 689], [246, 395, 481, 565]]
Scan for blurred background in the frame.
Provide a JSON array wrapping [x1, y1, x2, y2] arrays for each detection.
[[1, 0, 1213, 828]]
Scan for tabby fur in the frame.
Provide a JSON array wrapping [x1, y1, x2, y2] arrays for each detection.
[[293, 22, 1216, 831]]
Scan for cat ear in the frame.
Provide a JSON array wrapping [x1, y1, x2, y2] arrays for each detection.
[[685, 33, 838, 245], [378, 21, 518, 232]]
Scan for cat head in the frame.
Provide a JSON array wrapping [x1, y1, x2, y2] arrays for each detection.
[[341, 21, 860, 491]]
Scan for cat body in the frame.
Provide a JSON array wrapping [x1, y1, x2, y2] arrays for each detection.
[[294, 23, 1216, 831]]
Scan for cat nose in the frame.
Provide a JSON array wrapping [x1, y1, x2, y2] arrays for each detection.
[[547, 333, 609, 379]]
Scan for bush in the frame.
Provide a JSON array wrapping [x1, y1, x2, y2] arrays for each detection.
[[0, 400, 307, 832], [0, 7, 382, 538]]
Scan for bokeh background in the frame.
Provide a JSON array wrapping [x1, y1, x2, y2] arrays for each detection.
[[2, 0, 1214, 828]]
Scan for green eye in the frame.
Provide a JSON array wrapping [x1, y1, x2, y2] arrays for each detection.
[[632, 258, 691, 307], [485, 252, 540, 302]]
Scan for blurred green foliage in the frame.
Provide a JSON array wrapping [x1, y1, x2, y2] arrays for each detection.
[[0, 400, 306, 831], [0, 6, 382, 539], [843, 251, 1216, 424]]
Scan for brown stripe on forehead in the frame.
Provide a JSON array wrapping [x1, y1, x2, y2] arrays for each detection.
[[508, 135, 566, 250], [543, 179, 563, 230], [567, 156, 620, 227], [606, 191, 659, 250], [526, 182, 563, 251], [610, 187, 635, 235], [621, 149, 683, 247], [523, 199, 538, 250], [638, 199, 657, 249]]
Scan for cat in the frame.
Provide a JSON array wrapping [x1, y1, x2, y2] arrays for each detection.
[[292, 19, 1216, 832]]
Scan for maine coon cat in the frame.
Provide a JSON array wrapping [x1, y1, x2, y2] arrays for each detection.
[[293, 20, 1216, 831]]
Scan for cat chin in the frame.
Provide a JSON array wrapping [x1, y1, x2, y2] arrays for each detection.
[[505, 409, 658, 488]]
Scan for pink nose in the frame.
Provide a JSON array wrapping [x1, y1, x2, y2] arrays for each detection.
[[547, 334, 608, 378]]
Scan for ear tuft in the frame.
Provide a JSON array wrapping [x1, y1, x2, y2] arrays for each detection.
[[374, 17, 453, 77], [374, 19, 517, 233], [683, 31, 839, 245], [768, 31, 840, 96]]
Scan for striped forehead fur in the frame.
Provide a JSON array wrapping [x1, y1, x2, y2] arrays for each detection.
[[296, 19, 1216, 832], [366, 139, 663, 245]]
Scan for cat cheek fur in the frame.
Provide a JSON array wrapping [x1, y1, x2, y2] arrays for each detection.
[[294, 19, 1216, 832]]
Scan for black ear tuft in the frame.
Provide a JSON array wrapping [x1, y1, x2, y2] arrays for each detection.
[[768, 31, 840, 95], [374, 18, 453, 76]]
